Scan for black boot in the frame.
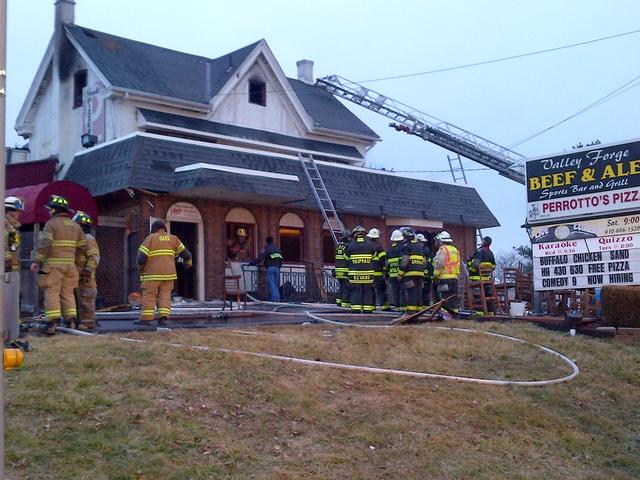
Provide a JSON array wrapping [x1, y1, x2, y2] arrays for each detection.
[[37, 320, 57, 336]]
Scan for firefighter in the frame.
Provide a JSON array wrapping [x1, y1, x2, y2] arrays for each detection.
[[334, 229, 351, 307], [416, 233, 435, 306], [30, 195, 87, 335], [467, 236, 497, 315], [4, 196, 24, 342], [367, 228, 390, 310], [346, 225, 377, 314], [227, 227, 252, 261], [433, 231, 461, 315], [249, 236, 283, 302], [73, 211, 100, 330], [399, 228, 426, 312], [385, 229, 404, 311], [136, 220, 192, 326]]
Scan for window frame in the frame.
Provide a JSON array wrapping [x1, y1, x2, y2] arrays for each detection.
[[73, 69, 88, 110], [248, 79, 267, 106]]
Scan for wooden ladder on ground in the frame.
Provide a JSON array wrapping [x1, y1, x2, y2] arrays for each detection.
[[465, 265, 499, 316]]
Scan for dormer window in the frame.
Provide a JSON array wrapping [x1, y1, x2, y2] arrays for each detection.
[[248, 79, 266, 106], [73, 69, 87, 109]]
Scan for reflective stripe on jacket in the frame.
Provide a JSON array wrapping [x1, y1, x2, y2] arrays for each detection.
[[138, 232, 187, 282], [346, 237, 377, 284], [5, 215, 21, 271], [400, 240, 425, 278], [468, 246, 496, 280], [386, 243, 402, 279], [334, 242, 349, 279], [76, 233, 101, 288], [34, 213, 87, 268], [434, 244, 460, 279]]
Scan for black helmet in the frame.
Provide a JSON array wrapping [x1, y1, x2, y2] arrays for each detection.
[[401, 227, 415, 240], [48, 194, 70, 211], [352, 225, 366, 238], [482, 236, 492, 246], [340, 229, 352, 241]]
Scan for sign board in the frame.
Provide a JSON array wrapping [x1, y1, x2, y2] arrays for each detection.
[[82, 84, 106, 143], [530, 213, 640, 243], [166, 202, 202, 223], [532, 233, 640, 290], [526, 139, 640, 224]]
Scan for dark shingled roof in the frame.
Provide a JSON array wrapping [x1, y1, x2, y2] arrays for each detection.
[[66, 25, 378, 139], [139, 109, 363, 159], [66, 135, 499, 228]]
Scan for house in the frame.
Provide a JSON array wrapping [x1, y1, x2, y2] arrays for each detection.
[[12, 0, 499, 305]]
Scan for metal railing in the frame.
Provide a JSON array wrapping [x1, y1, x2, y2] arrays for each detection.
[[241, 262, 338, 303]]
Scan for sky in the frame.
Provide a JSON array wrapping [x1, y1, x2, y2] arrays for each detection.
[[5, 0, 640, 255]]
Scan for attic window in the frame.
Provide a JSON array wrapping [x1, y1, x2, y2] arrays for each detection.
[[73, 69, 88, 109], [248, 80, 266, 106]]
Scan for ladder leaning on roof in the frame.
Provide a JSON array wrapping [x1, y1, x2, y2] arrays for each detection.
[[297, 153, 344, 245]]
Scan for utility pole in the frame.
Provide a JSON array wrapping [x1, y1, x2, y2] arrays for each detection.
[[0, 0, 7, 476]]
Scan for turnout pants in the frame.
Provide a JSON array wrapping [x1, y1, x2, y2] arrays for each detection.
[[336, 278, 348, 306], [3, 271, 20, 341], [77, 284, 98, 326], [437, 279, 459, 312], [389, 277, 402, 310], [374, 277, 390, 310], [37, 264, 79, 322], [423, 279, 433, 306], [341, 280, 353, 308], [141, 280, 173, 321], [404, 276, 424, 312], [349, 282, 374, 313]]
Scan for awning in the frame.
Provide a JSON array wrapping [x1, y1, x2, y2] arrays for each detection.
[[5, 181, 99, 225]]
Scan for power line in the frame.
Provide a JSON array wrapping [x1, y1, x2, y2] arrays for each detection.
[[510, 72, 640, 148], [357, 28, 640, 84], [422, 71, 640, 181]]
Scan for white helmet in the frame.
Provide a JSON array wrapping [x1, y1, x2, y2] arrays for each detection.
[[366, 228, 380, 239], [390, 229, 403, 242], [416, 233, 427, 242], [5, 196, 25, 211], [436, 231, 452, 243]]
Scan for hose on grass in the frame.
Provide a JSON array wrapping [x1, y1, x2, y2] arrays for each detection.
[[58, 311, 579, 387]]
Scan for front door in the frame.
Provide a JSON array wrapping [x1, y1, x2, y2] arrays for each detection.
[[169, 221, 197, 299]]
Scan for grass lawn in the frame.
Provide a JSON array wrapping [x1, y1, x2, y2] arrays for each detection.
[[5, 320, 640, 479]]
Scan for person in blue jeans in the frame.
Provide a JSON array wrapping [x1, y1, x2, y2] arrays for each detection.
[[250, 236, 284, 302]]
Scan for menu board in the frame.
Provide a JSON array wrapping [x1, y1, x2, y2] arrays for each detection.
[[533, 233, 640, 290]]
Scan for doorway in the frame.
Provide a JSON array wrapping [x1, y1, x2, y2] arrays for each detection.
[[170, 221, 197, 299]]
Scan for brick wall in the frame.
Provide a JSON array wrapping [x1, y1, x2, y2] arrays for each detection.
[[94, 192, 483, 302]]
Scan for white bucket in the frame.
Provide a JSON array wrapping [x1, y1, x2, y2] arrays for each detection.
[[509, 301, 527, 316]]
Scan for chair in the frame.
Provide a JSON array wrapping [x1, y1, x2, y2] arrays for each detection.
[[223, 275, 243, 310]]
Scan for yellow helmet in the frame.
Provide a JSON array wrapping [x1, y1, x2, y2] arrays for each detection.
[[236, 227, 247, 237]]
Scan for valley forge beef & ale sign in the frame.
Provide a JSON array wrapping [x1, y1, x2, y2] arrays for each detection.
[[526, 139, 640, 290], [526, 139, 640, 224]]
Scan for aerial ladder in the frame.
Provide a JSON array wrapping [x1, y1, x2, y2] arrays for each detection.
[[315, 75, 527, 185], [315, 75, 530, 245]]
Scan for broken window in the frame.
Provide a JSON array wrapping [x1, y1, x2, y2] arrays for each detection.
[[73, 69, 87, 109], [248, 79, 266, 106]]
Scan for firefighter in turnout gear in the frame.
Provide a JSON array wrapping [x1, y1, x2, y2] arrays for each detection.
[[399, 228, 426, 312], [367, 228, 390, 310], [73, 211, 100, 330], [4, 196, 24, 341], [137, 220, 192, 325], [467, 236, 497, 315], [416, 233, 435, 306], [346, 225, 377, 313], [385, 229, 404, 311], [433, 231, 461, 314], [30, 195, 88, 335], [334, 229, 351, 307]]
